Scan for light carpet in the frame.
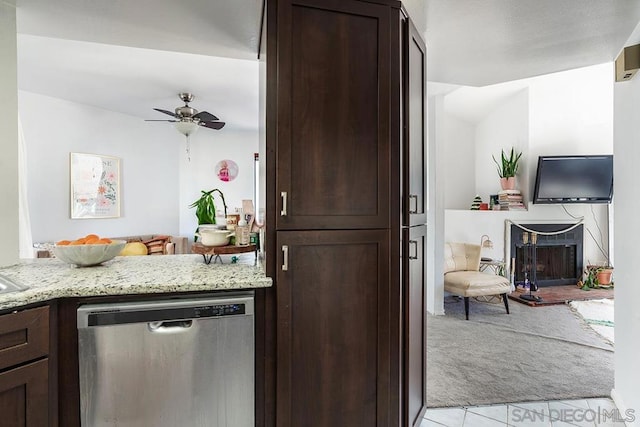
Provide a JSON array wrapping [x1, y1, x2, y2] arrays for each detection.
[[569, 298, 614, 344], [427, 297, 614, 408]]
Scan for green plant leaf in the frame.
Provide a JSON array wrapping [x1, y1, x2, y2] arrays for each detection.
[[493, 147, 522, 178]]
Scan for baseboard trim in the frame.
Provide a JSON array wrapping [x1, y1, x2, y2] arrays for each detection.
[[610, 388, 633, 426]]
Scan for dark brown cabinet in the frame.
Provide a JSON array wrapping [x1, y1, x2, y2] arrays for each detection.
[[401, 14, 428, 427], [275, 230, 391, 426], [403, 17, 428, 228], [0, 306, 51, 427], [273, 0, 392, 231], [264, 0, 426, 426], [403, 225, 427, 426]]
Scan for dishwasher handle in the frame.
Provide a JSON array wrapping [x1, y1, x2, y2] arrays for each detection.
[[148, 320, 193, 333]]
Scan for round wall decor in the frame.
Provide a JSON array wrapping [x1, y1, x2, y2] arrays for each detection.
[[215, 159, 239, 182]]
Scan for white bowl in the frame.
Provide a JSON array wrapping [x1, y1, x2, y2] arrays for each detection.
[[52, 240, 126, 267], [196, 229, 233, 247], [198, 224, 227, 231]]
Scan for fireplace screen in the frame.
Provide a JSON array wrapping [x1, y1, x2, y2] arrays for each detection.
[[514, 245, 577, 285], [510, 224, 583, 287]]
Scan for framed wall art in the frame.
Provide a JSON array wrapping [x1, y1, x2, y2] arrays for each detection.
[[70, 152, 121, 219], [215, 159, 239, 182]]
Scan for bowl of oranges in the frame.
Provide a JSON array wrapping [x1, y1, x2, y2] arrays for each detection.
[[52, 234, 126, 267]]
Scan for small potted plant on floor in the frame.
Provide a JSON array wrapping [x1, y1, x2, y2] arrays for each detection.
[[492, 147, 522, 190], [596, 264, 614, 286], [582, 263, 614, 289]]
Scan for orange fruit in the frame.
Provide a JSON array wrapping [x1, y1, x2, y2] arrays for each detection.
[[69, 240, 85, 245], [85, 234, 99, 240], [56, 240, 71, 246], [85, 237, 100, 244], [98, 238, 113, 244]]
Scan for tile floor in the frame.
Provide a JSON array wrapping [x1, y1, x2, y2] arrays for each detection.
[[423, 398, 630, 426]]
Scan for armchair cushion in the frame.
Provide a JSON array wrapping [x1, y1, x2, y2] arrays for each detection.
[[444, 271, 511, 297], [444, 242, 481, 273]]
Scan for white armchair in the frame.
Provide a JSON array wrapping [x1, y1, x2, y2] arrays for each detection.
[[444, 242, 511, 320]]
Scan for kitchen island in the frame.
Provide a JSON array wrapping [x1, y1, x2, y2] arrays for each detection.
[[0, 254, 272, 311], [0, 254, 271, 426]]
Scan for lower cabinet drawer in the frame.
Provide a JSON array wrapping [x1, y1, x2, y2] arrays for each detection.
[[0, 306, 49, 371], [0, 358, 49, 427]]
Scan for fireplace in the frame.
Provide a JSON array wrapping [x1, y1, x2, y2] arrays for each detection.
[[510, 223, 583, 287]]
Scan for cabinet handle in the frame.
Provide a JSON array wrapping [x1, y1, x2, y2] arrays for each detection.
[[409, 240, 419, 260], [409, 194, 418, 214], [282, 245, 289, 271], [280, 191, 288, 216]]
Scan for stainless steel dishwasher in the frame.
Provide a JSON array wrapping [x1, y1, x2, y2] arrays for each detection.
[[77, 293, 254, 427]]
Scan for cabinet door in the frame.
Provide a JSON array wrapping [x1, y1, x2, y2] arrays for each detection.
[[276, 230, 391, 426], [402, 18, 427, 227], [0, 359, 49, 427], [274, 0, 392, 230], [0, 306, 49, 371], [403, 225, 427, 426]]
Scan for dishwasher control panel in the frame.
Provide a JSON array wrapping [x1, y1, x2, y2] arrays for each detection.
[[78, 294, 254, 328], [193, 303, 246, 317]]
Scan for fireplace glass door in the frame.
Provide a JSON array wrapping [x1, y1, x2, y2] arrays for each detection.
[[511, 224, 583, 287]]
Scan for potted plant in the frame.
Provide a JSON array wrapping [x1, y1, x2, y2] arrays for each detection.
[[596, 265, 614, 286], [582, 263, 614, 288], [492, 147, 522, 190], [189, 189, 228, 240]]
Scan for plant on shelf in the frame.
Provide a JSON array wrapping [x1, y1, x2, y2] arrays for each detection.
[[189, 189, 228, 240], [492, 147, 522, 190]]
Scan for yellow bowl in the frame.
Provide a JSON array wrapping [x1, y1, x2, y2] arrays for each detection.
[[52, 240, 126, 267]]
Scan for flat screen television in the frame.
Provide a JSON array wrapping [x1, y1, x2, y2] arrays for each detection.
[[533, 155, 613, 204]]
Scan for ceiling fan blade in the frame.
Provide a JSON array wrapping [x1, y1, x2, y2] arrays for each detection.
[[193, 111, 219, 121], [200, 121, 226, 130], [153, 108, 178, 118]]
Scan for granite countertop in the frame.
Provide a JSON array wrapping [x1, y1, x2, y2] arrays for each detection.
[[0, 254, 272, 311]]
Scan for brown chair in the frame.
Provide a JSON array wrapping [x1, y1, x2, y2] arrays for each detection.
[[444, 242, 510, 320]]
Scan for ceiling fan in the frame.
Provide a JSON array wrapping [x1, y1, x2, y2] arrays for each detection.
[[145, 93, 226, 136]]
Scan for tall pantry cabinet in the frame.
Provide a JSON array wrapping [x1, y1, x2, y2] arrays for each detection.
[[261, 0, 427, 425], [402, 17, 428, 427]]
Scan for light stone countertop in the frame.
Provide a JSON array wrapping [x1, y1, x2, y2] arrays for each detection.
[[0, 254, 272, 311]]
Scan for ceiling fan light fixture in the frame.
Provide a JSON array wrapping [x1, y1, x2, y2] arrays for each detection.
[[174, 120, 199, 137]]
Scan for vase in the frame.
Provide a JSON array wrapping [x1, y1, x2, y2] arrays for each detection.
[[596, 269, 613, 285], [500, 177, 516, 190]]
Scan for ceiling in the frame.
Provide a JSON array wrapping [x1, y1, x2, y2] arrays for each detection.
[[15, 0, 263, 131], [425, 0, 640, 86], [18, 35, 260, 131], [16, 0, 263, 60], [13, 0, 640, 129]]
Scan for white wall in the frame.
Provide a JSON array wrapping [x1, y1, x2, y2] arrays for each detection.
[[18, 91, 260, 245], [443, 114, 475, 209], [0, 4, 19, 266], [19, 91, 181, 242], [402, 0, 426, 34], [427, 95, 445, 315], [528, 64, 614, 164], [475, 88, 529, 202], [178, 128, 258, 239], [612, 28, 640, 423]]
